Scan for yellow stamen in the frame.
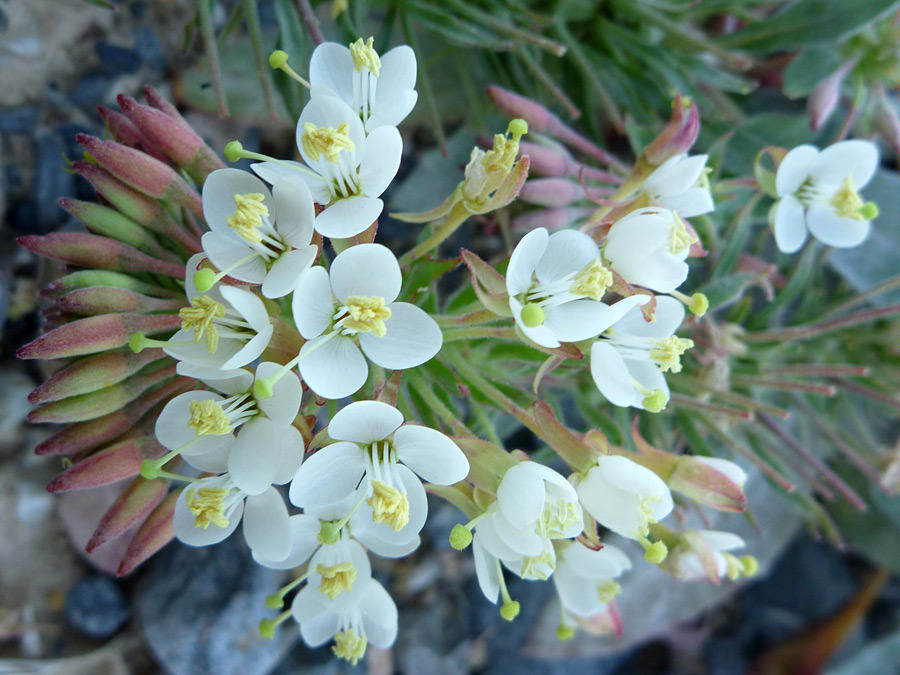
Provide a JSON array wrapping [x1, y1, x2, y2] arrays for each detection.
[[521, 550, 556, 580], [316, 561, 358, 599], [597, 580, 621, 604], [301, 122, 355, 164], [830, 174, 878, 220], [185, 487, 230, 529], [349, 37, 381, 76], [187, 399, 233, 436], [179, 295, 226, 353], [669, 212, 698, 255], [535, 498, 580, 538], [367, 479, 409, 531], [462, 119, 528, 207], [226, 193, 268, 243], [331, 0, 348, 19], [570, 259, 612, 301], [649, 336, 694, 373], [333, 628, 367, 665], [342, 296, 392, 337], [642, 388, 668, 413], [636, 495, 662, 538]]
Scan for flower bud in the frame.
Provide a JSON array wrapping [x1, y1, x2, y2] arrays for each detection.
[[642, 95, 700, 168], [808, 62, 853, 131], [460, 249, 513, 318], [29, 349, 163, 404], [87, 474, 171, 553], [46, 435, 167, 493], [117, 490, 178, 576], [518, 177, 584, 207], [97, 105, 169, 162], [143, 84, 188, 125], [48, 270, 178, 299], [56, 286, 184, 316], [667, 455, 747, 512]]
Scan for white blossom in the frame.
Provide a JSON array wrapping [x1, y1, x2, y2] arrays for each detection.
[[642, 153, 714, 218], [553, 541, 631, 619]]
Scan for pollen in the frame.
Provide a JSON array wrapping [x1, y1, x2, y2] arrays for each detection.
[[301, 122, 355, 164], [185, 487, 230, 529], [536, 498, 580, 538], [668, 212, 698, 255], [597, 580, 622, 604], [226, 193, 268, 243], [179, 295, 226, 353], [636, 495, 663, 537], [349, 37, 381, 76], [316, 561, 358, 599], [649, 336, 694, 373], [830, 176, 866, 219], [367, 479, 409, 531], [187, 399, 233, 436], [570, 259, 613, 301], [333, 628, 367, 665], [521, 550, 556, 580], [341, 296, 392, 337]]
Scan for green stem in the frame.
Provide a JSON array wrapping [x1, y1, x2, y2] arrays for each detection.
[[443, 326, 518, 342], [407, 372, 474, 438], [401, 14, 447, 155], [434, 309, 505, 327], [399, 202, 470, 264], [443, 0, 566, 56], [198, 0, 229, 117], [242, 0, 278, 122]]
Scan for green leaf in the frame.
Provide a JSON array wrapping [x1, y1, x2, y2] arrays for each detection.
[[783, 47, 845, 99], [722, 113, 811, 176], [717, 0, 900, 52]]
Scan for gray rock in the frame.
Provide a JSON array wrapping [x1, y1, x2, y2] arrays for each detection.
[[65, 575, 131, 639]]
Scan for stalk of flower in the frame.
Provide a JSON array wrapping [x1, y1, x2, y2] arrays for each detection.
[[656, 527, 758, 584], [290, 243, 443, 399]]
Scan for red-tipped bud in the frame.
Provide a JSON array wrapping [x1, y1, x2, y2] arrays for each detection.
[[97, 105, 169, 162], [642, 94, 700, 167], [118, 490, 178, 576], [19, 232, 185, 277], [76, 134, 202, 216], [56, 286, 185, 316], [117, 94, 225, 184], [518, 177, 584, 207], [87, 474, 171, 553], [143, 84, 188, 125], [35, 377, 193, 456], [519, 141, 616, 182], [29, 349, 163, 404], [17, 312, 182, 360], [808, 63, 852, 131], [668, 456, 747, 512], [511, 207, 595, 233], [46, 436, 167, 492], [73, 161, 165, 228], [29, 363, 177, 424], [49, 270, 179, 299]]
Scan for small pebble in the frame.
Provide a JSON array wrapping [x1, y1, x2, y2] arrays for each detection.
[[65, 575, 131, 639]]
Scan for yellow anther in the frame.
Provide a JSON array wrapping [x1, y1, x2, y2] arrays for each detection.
[[367, 479, 409, 531], [349, 37, 381, 76], [316, 561, 358, 599], [831, 176, 865, 219], [226, 193, 268, 244], [570, 259, 613, 301], [536, 498, 580, 538], [649, 336, 694, 373], [179, 295, 226, 353], [341, 296, 392, 337], [185, 487, 230, 529], [187, 399, 233, 436], [669, 212, 698, 255], [723, 553, 744, 581], [462, 124, 524, 207], [331, 0, 348, 18], [643, 540, 668, 564], [332, 629, 367, 665], [597, 580, 622, 604], [740, 555, 759, 577], [521, 550, 556, 580], [301, 122, 355, 164], [520, 302, 545, 328], [636, 495, 662, 538], [642, 389, 668, 413]]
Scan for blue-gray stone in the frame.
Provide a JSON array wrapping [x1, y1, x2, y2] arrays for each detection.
[[0, 106, 38, 135], [65, 575, 131, 639], [34, 132, 75, 233], [95, 41, 142, 75], [70, 72, 113, 111], [136, 535, 294, 675], [132, 27, 166, 73]]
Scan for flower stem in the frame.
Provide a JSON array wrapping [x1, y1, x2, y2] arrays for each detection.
[[399, 202, 470, 264], [407, 372, 474, 438], [198, 0, 229, 117]]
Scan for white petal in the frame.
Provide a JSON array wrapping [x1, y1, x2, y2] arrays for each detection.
[[252, 160, 331, 204], [615, 295, 684, 338], [292, 586, 336, 646], [626, 358, 669, 410], [243, 487, 292, 561], [509, 296, 560, 348], [352, 465, 428, 543], [806, 205, 871, 248], [376, 45, 417, 102], [661, 187, 714, 218], [229, 418, 296, 495], [329, 400, 404, 444], [307, 539, 372, 612], [309, 42, 354, 104], [700, 529, 746, 553], [330, 243, 401, 303], [392, 424, 469, 485], [773, 195, 809, 254], [535, 229, 599, 286], [359, 580, 399, 648], [292, 266, 334, 339], [506, 228, 548, 296], [296, 96, 365, 170], [627, 254, 689, 294], [543, 299, 615, 343], [252, 514, 321, 569], [359, 302, 442, 370], [561, 541, 632, 579], [202, 169, 273, 236], [289, 441, 366, 508], [201, 232, 265, 284], [493, 512, 544, 557], [182, 444, 230, 473], [812, 139, 879, 188], [359, 126, 402, 198], [605, 209, 670, 271], [219, 286, 269, 330], [273, 177, 315, 247], [262, 246, 318, 299], [496, 463, 546, 528], [694, 457, 747, 487], [173, 487, 242, 547], [648, 154, 708, 198], [590, 341, 638, 407], [776, 144, 818, 196], [474, 512, 525, 561], [219, 325, 273, 371], [255, 362, 303, 424], [472, 535, 500, 603], [205, 369, 254, 396], [297, 334, 368, 399], [367, 90, 417, 132], [314, 196, 383, 239], [553, 564, 602, 618]]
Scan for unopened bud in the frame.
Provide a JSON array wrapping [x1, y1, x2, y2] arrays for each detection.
[[118, 491, 179, 576], [518, 177, 583, 207]]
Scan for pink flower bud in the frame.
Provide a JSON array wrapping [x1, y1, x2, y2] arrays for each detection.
[[519, 141, 617, 182], [643, 94, 700, 167], [46, 436, 167, 493], [29, 349, 162, 404], [518, 177, 584, 207], [143, 84, 188, 125], [117, 491, 177, 576], [74, 161, 165, 225], [97, 105, 169, 163], [808, 62, 852, 131], [875, 98, 900, 155], [511, 206, 596, 233], [77, 134, 202, 217], [87, 474, 171, 553], [56, 286, 184, 316]]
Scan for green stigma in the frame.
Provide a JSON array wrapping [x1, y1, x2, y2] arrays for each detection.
[[520, 302, 545, 328]]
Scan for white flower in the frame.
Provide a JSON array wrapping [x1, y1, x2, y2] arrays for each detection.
[[575, 455, 673, 558], [771, 139, 879, 253], [667, 529, 750, 583], [506, 227, 649, 348], [292, 577, 398, 666], [165, 255, 273, 378], [604, 207, 697, 293], [553, 541, 631, 619], [173, 474, 292, 562], [291, 244, 443, 399], [200, 169, 317, 298], [253, 96, 401, 239], [153, 363, 303, 492], [590, 295, 692, 412], [309, 37, 417, 132], [693, 456, 747, 487], [642, 153, 714, 218], [290, 400, 468, 537]]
